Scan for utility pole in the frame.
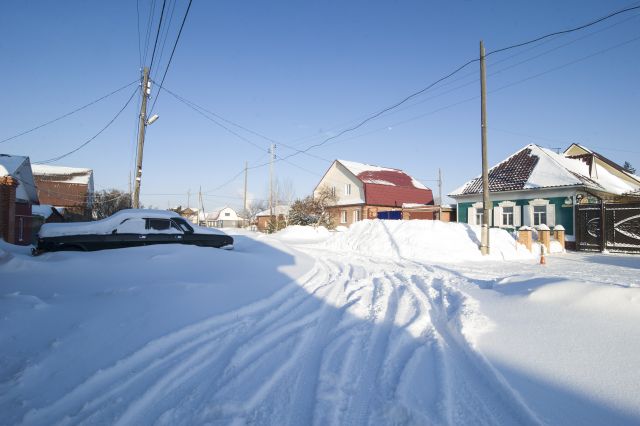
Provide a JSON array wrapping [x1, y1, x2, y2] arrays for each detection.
[[133, 67, 150, 209], [480, 41, 491, 255], [128, 171, 132, 207], [199, 186, 205, 226], [438, 168, 442, 205], [269, 144, 275, 218], [438, 168, 443, 221], [187, 189, 191, 208], [243, 160, 248, 214]]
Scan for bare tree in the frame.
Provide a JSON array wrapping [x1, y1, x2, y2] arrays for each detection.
[[246, 199, 267, 224], [92, 189, 133, 220], [313, 185, 338, 228]]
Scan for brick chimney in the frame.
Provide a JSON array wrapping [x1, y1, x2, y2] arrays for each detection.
[[0, 176, 18, 243]]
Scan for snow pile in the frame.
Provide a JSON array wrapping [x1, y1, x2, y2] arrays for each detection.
[[323, 219, 534, 262], [271, 225, 331, 244]]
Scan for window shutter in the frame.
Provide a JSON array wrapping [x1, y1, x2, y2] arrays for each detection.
[[514, 206, 522, 227], [523, 205, 532, 226], [493, 206, 503, 227], [467, 207, 476, 225], [546, 203, 556, 227]]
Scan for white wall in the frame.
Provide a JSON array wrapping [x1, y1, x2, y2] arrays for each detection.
[[314, 161, 365, 205]]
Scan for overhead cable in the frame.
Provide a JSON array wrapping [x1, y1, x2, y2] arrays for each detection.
[[35, 87, 138, 164], [0, 79, 138, 144]]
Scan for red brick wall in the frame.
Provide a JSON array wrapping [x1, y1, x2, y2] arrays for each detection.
[[0, 177, 18, 243], [14, 202, 33, 245]]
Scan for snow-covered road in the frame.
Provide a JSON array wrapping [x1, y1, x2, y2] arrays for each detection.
[[2, 222, 640, 425]]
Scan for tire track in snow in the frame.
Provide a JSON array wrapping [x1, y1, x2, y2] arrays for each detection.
[[22, 264, 326, 425], [21, 245, 543, 425]]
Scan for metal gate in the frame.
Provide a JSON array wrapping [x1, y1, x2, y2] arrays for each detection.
[[576, 202, 640, 253]]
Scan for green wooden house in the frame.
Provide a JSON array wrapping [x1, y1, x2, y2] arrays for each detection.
[[449, 144, 640, 242]]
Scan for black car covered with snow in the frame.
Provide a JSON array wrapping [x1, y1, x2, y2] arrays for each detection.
[[34, 209, 234, 254]]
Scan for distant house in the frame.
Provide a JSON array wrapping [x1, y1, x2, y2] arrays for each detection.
[[0, 154, 39, 245], [314, 160, 434, 226], [203, 207, 247, 228], [449, 143, 640, 242], [256, 205, 290, 232], [31, 164, 94, 220], [176, 206, 247, 228]]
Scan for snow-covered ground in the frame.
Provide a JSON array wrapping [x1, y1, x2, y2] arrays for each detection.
[[1, 220, 639, 425]]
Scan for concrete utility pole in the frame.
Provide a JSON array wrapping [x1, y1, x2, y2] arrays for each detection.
[[243, 160, 248, 214], [133, 67, 150, 209], [480, 41, 491, 255], [269, 144, 275, 217]]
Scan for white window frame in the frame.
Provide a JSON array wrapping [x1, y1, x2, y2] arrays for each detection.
[[353, 209, 360, 222], [345, 183, 352, 195], [494, 200, 521, 228], [469, 201, 492, 226], [340, 210, 347, 224], [524, 198, 555, 227]]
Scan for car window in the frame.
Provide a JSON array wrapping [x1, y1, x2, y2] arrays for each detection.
[[115, 218, 146, 233], [172, 218, 194, 233], [147, 219, 171, 231]]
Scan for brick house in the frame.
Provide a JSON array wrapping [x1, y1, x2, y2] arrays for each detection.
[[256, 205, 290, 232], [314, 160, 434, 226], [0, 154, 40, 245], [31, 164, 94, 220]]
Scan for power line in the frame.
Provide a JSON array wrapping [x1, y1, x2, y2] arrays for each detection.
[[151, 0, 178, 83], [282, 5, 640, 161], [167, 88, 267, 152], [142, 0, 158, 67], [148, 0, 167, 73], [149, 0, 193, 114], [136, 0, 142, 69], [153, 81, 332, 163], [34, 87, 138, 164], [179, 4, 640, 196], [0, 79, 138, 145]]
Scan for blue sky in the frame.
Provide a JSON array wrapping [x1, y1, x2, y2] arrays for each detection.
[[1, 0, 639, 209]]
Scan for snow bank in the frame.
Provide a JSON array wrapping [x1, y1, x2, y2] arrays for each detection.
[[271, 225, 332, 244], [323, 220, 534, 263]]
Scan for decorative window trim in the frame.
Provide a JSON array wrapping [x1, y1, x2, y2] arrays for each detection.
[[528, 198, 549, 206], [340, 210, 348, 224], [498, 200, 516, 208]]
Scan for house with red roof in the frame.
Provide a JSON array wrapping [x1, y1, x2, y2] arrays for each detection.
[[313, 160, 434, 226]]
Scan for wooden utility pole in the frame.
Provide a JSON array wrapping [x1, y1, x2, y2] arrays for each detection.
[[199, 186, 205, 226], [133, 67, 150, 209], [438, 168, 442, 205], [187, 189, 191, 208], [243, 160, 248, 214], [269, 144, 275, 217], [480, 41, 491, 255]]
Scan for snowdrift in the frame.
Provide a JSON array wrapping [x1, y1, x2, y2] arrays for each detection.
[[270, 225, 332, 244], [322, 219, 534, 262]]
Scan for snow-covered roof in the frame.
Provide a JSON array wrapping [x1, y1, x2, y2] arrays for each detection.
[[31, 164, 93, 185], [0, 154, 39, 203], [337, 159, 428, 190], [450, 144, 640, 197], [257, 205, 290, 217]]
